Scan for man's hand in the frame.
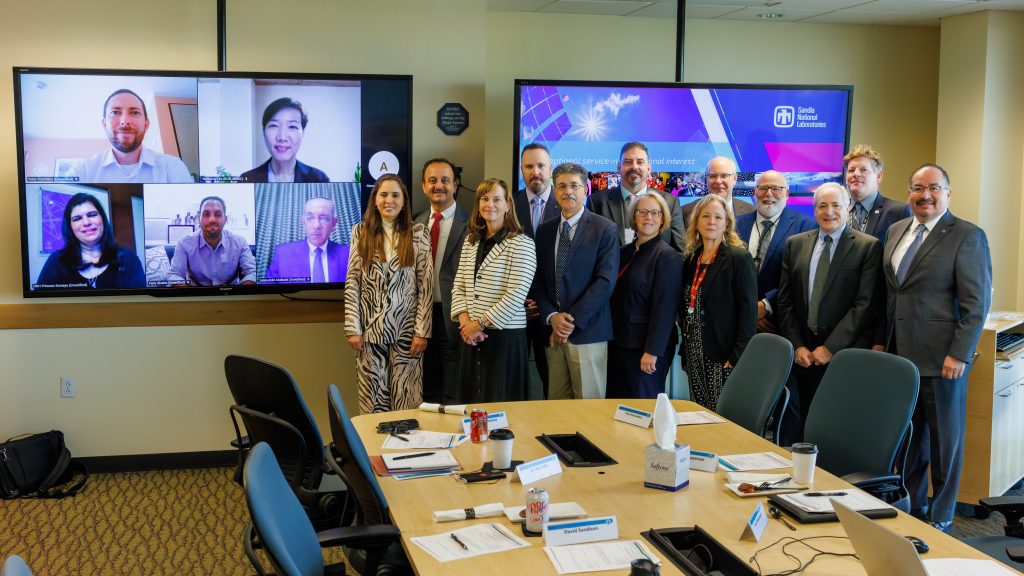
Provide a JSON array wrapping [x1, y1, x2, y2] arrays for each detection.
[[410, 336, 428, 356], [794, 346, 814, 368], [525, 299, 540, 320], [347, 335, 362, 353], [640, 353, 658, 374], [871, 344, 886, 352], [810, 346, 833, 366], [756, 317, 776, 333], [549, 312, 575, 344], [941, 355, 967, 380], [757, 300, 768, 320]]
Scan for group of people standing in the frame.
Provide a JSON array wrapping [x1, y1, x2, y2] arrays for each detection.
[[342, 142, 992, 534]]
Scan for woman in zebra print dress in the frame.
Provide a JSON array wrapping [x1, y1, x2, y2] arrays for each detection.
[[345, 174, 433, 413]]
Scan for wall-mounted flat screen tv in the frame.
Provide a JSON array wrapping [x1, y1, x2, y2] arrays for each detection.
[[15, 66, 412, 298], [514, 80, 852, 215]]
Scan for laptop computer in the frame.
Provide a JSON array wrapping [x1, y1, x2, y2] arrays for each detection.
[[833, 499, 927, 576]]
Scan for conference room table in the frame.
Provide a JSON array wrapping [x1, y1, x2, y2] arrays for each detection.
[[352, 399, 1015, 575]]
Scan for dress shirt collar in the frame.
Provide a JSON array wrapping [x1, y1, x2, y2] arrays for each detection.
[[817, 225, 845, 245], [560, 207, 585, 228], [912, 209, 947, 234], [526, 186, 551, 206], [307, 240, 328, 255], [433, 202, 457, 221], [621, 184, 648, 203], [98, 147, 157, 168]]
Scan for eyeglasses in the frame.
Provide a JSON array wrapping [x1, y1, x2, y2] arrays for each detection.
[[755, 185, 787, 194], [304, 215, 335, 224], [909, 184, 948, 194], [554, 183, 586, 193], [635, 209, 662, 218], [706, 172, 736, 181]]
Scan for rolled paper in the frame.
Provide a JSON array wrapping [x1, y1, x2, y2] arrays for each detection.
[[419, 403, 468, 415], [432, 502, 504, 522]]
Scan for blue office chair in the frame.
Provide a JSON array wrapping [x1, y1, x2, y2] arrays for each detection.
[[715, 332, 794, 442], [1, 556, 32, 576], [803, 348, 919, 511], [326, 384, 410, 575], [226, 354, 349, 530], [243, 442, 401, 576]]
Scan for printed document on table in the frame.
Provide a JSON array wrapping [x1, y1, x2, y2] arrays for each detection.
[[718, 452, 792, 471], [676, 411, 726, 425], [922, 558, 1019, 575], [382, 450, 459, 471], [410, 523, 530, 562], [382, 430, 468, 450], [775, 489, 888, 513], [545, 540, 661, 574]]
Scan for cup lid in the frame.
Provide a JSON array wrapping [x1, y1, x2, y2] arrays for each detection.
[[791, 442, 818, 454], [488, 428, 514, 440]]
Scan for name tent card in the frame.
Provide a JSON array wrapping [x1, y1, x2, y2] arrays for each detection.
[[613, 404, 653, 428], [689, 450, 719, 472], [515, 453, 562, 485], [460, 411, 509, 434], [543, 516, 619, 547], [741, 502, 769, 542]]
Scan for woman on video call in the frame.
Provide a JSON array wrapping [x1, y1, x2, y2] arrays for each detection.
[[37, 192, 145, 290], [240, 97, 330, 183]]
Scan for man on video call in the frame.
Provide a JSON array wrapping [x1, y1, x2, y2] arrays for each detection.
[[264, 197, 348, 283], [167, 196, 256, 286], [71, 88, 194, 184]]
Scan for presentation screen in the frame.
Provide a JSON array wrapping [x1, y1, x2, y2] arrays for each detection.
[[14, 67, 412, 297], [514, 80, 853, 214]]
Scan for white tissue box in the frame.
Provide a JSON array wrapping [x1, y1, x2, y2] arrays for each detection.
[[644, 443, 690, 492]]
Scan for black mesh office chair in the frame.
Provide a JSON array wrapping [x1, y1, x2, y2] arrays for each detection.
[[803, 348, 919, 511], [716, 332, 794, 443], [225, 354, 348, 530], [964, 497, 1024, 569]]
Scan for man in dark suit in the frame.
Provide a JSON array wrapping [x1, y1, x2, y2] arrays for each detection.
[[513, 143, 561, 399], [776, 182, 881, 433], [534, 162, 619, 399], [844, 145, 911, 244], [588, 141, 685, 254], [884, 164, 991, 533], [414, 158, 468, 404], [681, 156, 755, 225], [264, 197, 349, 283], [735, 171, 817, 334]]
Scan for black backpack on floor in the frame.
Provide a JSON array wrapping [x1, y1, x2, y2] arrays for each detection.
[[0, 430, 88, 499]]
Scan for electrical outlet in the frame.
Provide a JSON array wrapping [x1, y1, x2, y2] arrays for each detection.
[[60, 376, 75, 398]]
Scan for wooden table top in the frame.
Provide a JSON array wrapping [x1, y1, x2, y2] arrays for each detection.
[[352, 399, 1014, 575]]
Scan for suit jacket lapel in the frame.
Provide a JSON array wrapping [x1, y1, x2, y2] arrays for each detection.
[[822, 228, 854, 295], [902, 212, 955, 282], [607, 191, 627, 242], [766, 212, 793, 260], [701, 245, 727, 292], [797, 231, 815, 303], [883, 218, 911, 283], [442, 211, 467, 267], [865, 195, 883, 236], [478, 236, 508, 273], [565, 211, 589, 267]]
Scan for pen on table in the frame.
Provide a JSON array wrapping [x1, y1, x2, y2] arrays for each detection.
[[450, 533, 469, 551], [804, 491, 847, 497], [390, 432, 409, 442], [392, 452, 436, 461]]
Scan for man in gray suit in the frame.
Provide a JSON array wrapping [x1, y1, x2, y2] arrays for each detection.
[[588, 141, 685, 254], [415, 158, 468, 404], [777, 182, 881, 434], [884, 164, 992, 532], [681, 156, 755, 226]]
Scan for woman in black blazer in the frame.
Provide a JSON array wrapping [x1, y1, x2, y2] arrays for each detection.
[[679, 194, 757, 410], [608, 193, 683, 398]]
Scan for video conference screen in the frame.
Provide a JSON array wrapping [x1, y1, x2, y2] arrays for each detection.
[[514, 80, 852, 214], [14, 67, 412, 298]]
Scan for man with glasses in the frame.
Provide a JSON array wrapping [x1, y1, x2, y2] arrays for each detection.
[[883, 164, 991, 533], [264, 197, 348, 283], [533, 163, 619, 399], [681, 156, 755, 225], [414, 158, 468, 404], [589, 141, 686, 254], [844, 145, 910, 244]]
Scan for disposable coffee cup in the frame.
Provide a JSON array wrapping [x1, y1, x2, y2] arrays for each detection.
[[791, 442, 818, 485], [489, 428, 515, 469]]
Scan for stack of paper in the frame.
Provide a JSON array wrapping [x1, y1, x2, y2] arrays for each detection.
[[369, 450, 462, 477], [774, 489, 889, 513], [544, 540, 661, 574], [676, 411, 726, 425], [381, 430, 468, 450], [411, 523, 530, 562]]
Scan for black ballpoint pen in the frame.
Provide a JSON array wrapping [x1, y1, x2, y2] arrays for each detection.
[[450, 533, 469, 550], [804, 491, 847, 497], [392, 452, 436, 460], [390, 432, 409, 442]]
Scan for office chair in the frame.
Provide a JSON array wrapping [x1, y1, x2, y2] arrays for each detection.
[[326, 384, 411, 575], [243, 442, 401, 576], [965, 496, 1024, 569], [803, 348, 919, 511], [1, 555, 32, 576], [715, 332, 794, 442], [225, 354, 349, 530]]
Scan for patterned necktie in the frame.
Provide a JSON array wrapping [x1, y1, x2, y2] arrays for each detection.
[[807, 235, 833, 334], [851, 202, 868, 232], [755, 220, 774, 270], [312, 247, 325, 283], [625, 194, 634, 207], [896, 223, 926, 285], [531, 197, 543, 235], [430, 212, 442, 260], [555, 221, 572, 308]]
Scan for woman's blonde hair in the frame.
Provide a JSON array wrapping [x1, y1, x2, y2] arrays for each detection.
[[467, 178, 522, 244], [627, 192, 671, 235], [683, 194, 744, 256]]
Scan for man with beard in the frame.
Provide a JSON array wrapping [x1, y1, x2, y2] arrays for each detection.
[[513, 143, 561, 398], [844, 145, 910, 244], [167, 196, 256, 286], [73, 89, 193, 183], [588, 142, 685, 255], [682, 156, 755, 225]]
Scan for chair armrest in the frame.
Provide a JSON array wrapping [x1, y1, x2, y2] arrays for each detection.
[[231, 435, 251, 449], [317, 524, 402, 549], [980, 497, 1024, 529], [842, 471, 900, 487]]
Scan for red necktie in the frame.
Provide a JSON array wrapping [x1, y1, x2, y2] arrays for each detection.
[[431, 212, 442, 260]]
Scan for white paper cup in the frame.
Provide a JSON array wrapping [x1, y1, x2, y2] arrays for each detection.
[[489, 428, 514, 469], [791, 442, 818, 485]]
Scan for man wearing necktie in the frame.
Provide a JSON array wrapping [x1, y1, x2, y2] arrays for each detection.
[[264, 197, 349, 283], [513, 143, 561, 398], [414, 158, 468, 404], [776, 183, 881, 438], [883, 164, 991, 533], [844, 145, 911, 245]]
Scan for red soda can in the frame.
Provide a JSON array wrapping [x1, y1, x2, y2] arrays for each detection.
[[470, 408, 488, 443]]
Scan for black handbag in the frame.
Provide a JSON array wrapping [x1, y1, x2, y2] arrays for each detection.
[[0, 430, 88, 499]]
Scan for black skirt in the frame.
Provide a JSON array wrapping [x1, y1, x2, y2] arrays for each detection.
[[456, 327, 528, 404]]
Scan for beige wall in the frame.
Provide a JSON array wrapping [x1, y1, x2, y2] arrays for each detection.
[[0, 1, 1014, 457]]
